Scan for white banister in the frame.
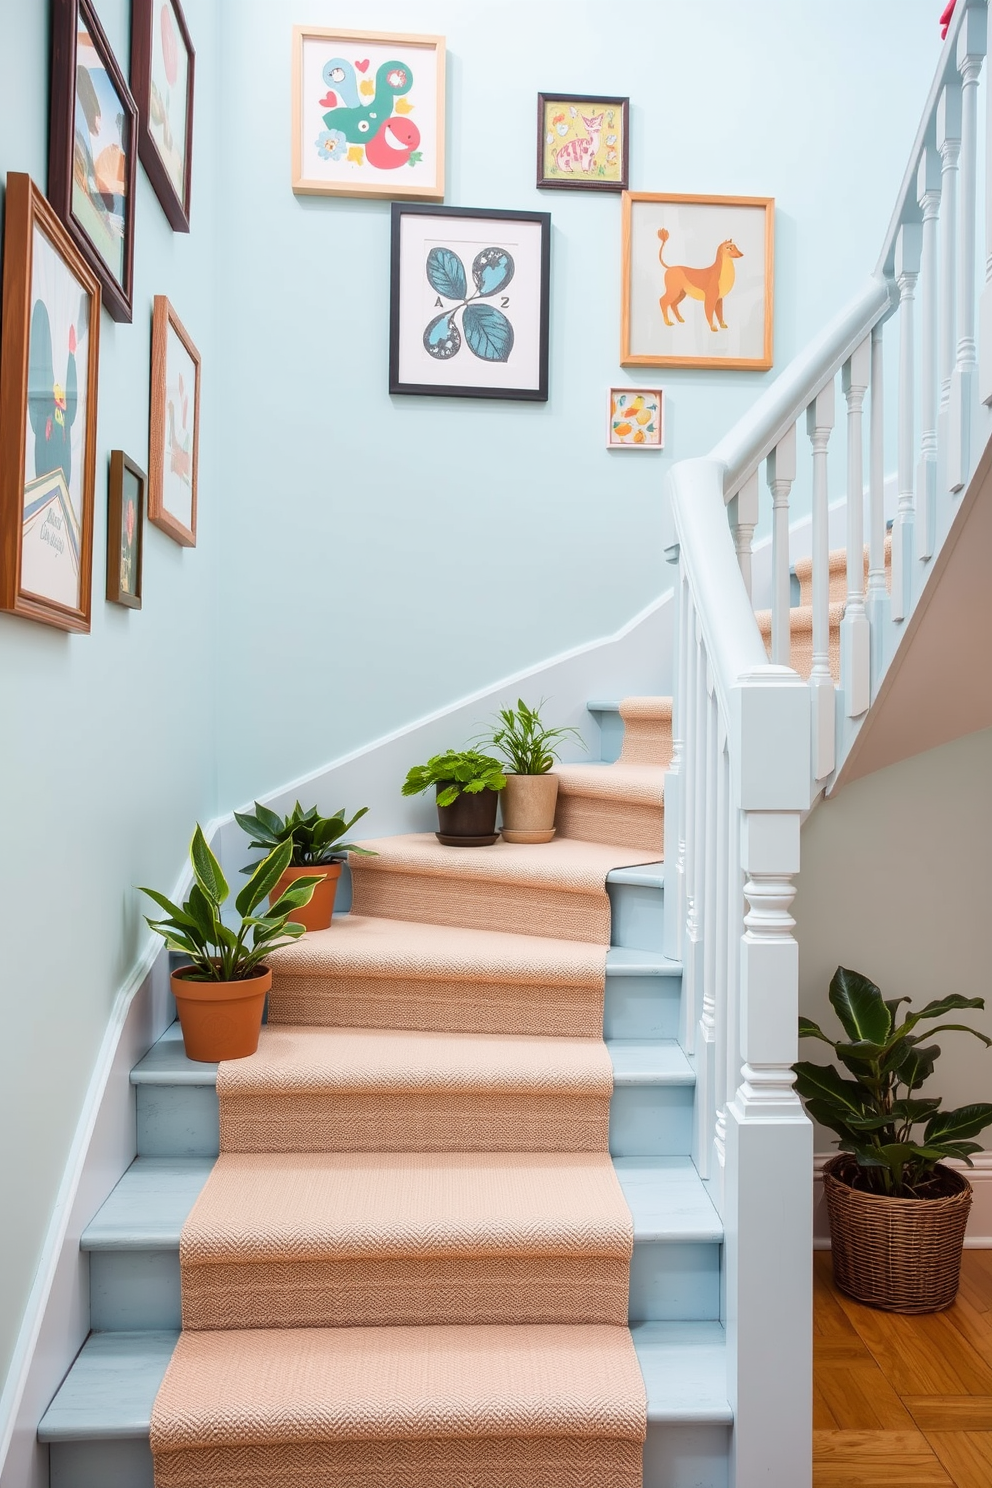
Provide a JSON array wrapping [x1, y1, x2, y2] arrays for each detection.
[[948, 4, 987, 492], [916, 146, 942, 563], [841, 340, 871, 716], [806, 383, 836, 779], [767, 426, 796, 668], [892, 222, 922, 621]]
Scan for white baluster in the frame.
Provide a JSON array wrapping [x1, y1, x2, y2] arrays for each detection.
[[664, 566, 686, 962], [866, 322, 890, 692], [948, 7, 987, 492], [730, 472, 759, 601], [916, 145, 942, 562], [983, 10, 992, 403], [892, 221, 922, 620], [695, 677, 718, 1180], [680, 612, 701, 1056], [937, 80, 962, 484], [766, 425, 797, 668], [840, 339, 871, 716], [806, 382, 836, 780], [711, 732, 730, 1199]]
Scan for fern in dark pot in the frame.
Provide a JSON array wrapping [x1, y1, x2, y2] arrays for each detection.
[[402, 750, 506, 846], [796, 965, 992, 1313]]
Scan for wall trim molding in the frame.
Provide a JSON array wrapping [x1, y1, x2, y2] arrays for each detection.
[[813, 1151, 992, 1249]]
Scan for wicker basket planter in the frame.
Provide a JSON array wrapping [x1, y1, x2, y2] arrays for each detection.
[[823, 1155, 973, 1314]]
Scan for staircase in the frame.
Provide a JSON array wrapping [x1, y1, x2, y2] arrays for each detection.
[[39, 699, 735, 1488]]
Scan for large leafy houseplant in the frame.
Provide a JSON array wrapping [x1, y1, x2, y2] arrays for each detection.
[[796, 966, 992, 1198], [234, 800, 375, 866], [402, 749, 506, 846]]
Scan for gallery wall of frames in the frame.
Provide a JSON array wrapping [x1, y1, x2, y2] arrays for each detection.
[[0, 7, 774, 636]]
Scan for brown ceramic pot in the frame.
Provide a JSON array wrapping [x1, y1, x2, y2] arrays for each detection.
[[500, 773, 559, 843], [435, 783, 500, 845], [171, 964, 271, 1063], [270, 862, 342, 931]]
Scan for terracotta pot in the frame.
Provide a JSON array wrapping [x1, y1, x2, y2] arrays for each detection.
[[435, 783, 500, 846], [171, 965, 271, 1063], [270, 862, 342, 931], [500, 773, 559, 844]]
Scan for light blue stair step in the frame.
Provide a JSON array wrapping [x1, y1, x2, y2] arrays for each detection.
[[587, 699, 625, 762], [80, 1150, 719, 1332], [134, 1026, 695, 1161], [604, 945, 682, 1040], [607, 863, 665, 953], [40, 1323, 729, 1488]]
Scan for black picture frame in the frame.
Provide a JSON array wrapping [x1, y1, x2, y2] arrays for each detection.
[[48, 0, 138, 323], [130, 0, 195, 232], [389, 204, 551, 402], [536, 93, 629, 193], [106, 450, 145, 608]]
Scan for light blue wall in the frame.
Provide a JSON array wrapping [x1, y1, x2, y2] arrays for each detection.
[[215, 0, 940, 809], [0, 0, 221, 1390]]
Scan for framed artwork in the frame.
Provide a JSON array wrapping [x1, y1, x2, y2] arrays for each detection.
[[106, 451, 145, 607], [0, 174, 101, 632], [148, 295, 200, 546], [131, 0, 195, 231], [537, 93, 628, 191], [607, 387, 664, 448], [389, 204, 551, 401], [292, 28, 445, 201], [48, 0, 138, 323], [621, 193, 774, 370]]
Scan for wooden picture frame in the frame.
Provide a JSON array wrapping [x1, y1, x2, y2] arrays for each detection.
[[131, 0, 195, 231], [536, 93, 629, 192], [106, 450, 145, 607], [0, 173, 101, 632], [148, 296, 200, 546], [607, 387, 664, 448], [621, 192, 774, 370], [389, 204, 551, 401], [49, 0, 138, 323], [292, 27, 445, 201]]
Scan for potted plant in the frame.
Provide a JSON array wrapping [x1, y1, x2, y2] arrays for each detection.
[[140, 827, 322, 1062], [401, 750, 506, 845], [479, 697, 585, 844], [234, 800, 375, 931], [796, 965, 992, 1313]]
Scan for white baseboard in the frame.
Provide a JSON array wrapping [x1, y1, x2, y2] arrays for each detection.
[[813, 1151, 992, 1249], [0, 592, 674, 1487]]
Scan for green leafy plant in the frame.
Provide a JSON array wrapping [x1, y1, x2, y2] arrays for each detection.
[[140, 826, 323, 982], [477, 697, 586, 775], [234, 800, 375, 869], [401, 750, 506, 808], [795, 966, 992, 1197]]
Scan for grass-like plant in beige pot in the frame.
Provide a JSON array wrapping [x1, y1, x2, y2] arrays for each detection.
[[479, 698, 585, 843], [402, 750, 506, 845], [234, 800, 376, 931], [796, 965, 992, 1313], [141, 827, 322, 1062]]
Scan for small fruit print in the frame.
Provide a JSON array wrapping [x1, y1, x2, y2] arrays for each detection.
[[607, 388, 663, 448]]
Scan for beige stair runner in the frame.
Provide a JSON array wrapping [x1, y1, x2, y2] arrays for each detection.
[[150, 696, 671, 1488]]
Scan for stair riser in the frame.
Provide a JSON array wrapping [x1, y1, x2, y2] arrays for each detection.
[[604, 972, 681, 1039], [589, 708, 625, 762], [138, 1080, 694, 1161], [608, 881, 665, 952], [48, 1421, 732, 1488], [87, 1230, 720, 1332]]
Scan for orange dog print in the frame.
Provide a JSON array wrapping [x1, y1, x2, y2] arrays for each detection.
[[657, 228, 743, 331]]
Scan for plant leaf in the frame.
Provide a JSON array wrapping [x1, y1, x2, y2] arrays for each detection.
[[798, 1016, 833, 1044], [425, 246, 467, 300], [463, 303, 514, 362], [190, 825, 229, 906], [793, 1061, 869, 1117], [924, 1104, 992, 1145], [236, 839, 293, 917], [471, 246, 515, 297], [829, 966, 891, 1044]]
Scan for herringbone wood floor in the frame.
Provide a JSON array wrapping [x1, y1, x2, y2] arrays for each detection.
[[814, 1251, 992, 1486]]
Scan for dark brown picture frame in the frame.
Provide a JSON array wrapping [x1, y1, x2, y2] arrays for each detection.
[[106, 450, 145, 607], [131, 0, 195, 232], [536, 93, 629, 192], [148, 295, 200, 546], [48, 0, 138, 323], [0, 173, 101, 632]]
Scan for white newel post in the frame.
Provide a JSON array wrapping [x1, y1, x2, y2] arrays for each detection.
[[840, 338, 871, 716], [726, 669, 812, 1488], [730, 472, 759, 600], [916, 145, 942, 562], [664, 550, 684, 963], [866, 322, 890, 691], [806, 383, 836, 780], [892, 221, 922, 621], [767, 425, 797, 668], [948, 4, 987, 493]]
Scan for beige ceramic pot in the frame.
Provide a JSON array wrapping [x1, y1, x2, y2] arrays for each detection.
[[500, 773, 559, 843]]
